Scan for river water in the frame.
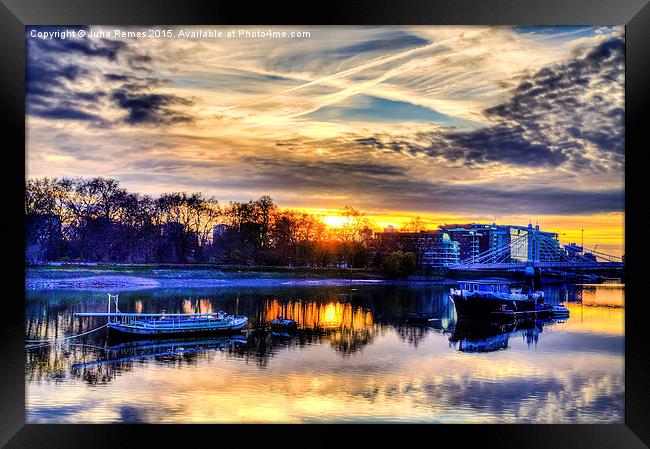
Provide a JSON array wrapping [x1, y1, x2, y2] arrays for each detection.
[[25, 281, 624, 423]]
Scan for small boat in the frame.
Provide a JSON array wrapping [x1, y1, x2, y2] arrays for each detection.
[[551, 304, 570, 317], [271, 318, 298, 330], [74, 294, 248, 337]]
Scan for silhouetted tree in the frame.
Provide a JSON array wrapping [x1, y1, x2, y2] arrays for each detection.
[[25, 177, 385, 269], [382, 251, 417, 279]]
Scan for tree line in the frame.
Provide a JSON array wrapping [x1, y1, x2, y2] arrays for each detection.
[[25, 177, 396, 269]]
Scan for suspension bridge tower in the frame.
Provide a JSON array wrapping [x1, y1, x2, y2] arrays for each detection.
[[524, 223, 542, 289]]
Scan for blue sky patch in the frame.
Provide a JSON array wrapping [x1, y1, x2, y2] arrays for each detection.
[[305, 94, 457, 125]]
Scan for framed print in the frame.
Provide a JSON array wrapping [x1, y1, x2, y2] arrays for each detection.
[[1, 0, 649, 447]]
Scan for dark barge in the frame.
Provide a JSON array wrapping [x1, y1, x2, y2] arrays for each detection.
[[449, 279, 569, 321]]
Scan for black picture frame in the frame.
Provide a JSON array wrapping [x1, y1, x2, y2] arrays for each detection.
[[2, 0, 648, 447]]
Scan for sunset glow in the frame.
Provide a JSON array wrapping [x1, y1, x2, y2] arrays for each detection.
[[309, 209, 624, 256], [322, 215, 351, 228], [26, 25, 625, 254]]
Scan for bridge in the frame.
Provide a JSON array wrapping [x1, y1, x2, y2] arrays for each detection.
[[448, 224, 624, 271]]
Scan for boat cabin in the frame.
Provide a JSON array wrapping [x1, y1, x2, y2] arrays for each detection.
[[458, 279, 512, 294]]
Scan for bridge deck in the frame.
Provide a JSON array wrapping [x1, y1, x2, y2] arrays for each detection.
[[448, 262, 624, 270]]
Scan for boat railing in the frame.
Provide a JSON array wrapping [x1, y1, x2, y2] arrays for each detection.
[[73, 294, 231, 327]]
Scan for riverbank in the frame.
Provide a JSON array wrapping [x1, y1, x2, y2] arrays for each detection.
[[26, 265, 433, 291], [27, 262, 386, 277], [25, 263, 608, 291]]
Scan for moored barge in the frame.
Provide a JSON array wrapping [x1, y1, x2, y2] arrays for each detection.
[[449, 279, 567, 321], [74, 294, 248, 337]]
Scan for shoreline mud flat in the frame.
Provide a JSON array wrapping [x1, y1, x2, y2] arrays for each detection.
[[25, 274, 397, 291], [24, 266, 452, 291], [26, 275, 162, 291]]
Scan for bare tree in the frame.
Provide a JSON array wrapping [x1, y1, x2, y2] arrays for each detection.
[[402, 215, 426, 233]]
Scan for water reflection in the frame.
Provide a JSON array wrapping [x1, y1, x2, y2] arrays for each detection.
[[449, 319, 559, 353], [68, 337, 246, 385], [265, 299, 374, 331], [25, 282, 624, 423], [264, 299, 376, 356]]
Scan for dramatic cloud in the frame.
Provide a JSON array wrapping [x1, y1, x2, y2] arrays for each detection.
[[33, 106, 103, 122], [356, 36, 624, 172], [36, 36, 126, 60], [485, 36, 624, 163], [25, 26, 625, 253], [26, 27, 193, 126], [234, 156, 623, 215], [26, 56, 105, 124], [111, 89, 193, 125]]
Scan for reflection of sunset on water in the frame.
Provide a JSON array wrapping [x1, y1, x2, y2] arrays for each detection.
[[555, 284, 625, 336], [578, 284, 624, 307], [25, 282, 624, 423], [26, 328, 622, 423], [265, 299, 373, 331], [182, 298, 214, 314], [559, 303, 624, 336]]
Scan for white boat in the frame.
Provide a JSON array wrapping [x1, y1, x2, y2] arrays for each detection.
[[551, 304, 570, 317]]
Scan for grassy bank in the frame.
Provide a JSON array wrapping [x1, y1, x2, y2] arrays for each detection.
[[26, 263, 389, 279]]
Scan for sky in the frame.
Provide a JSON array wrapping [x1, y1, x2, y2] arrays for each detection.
[[25, 26, 625, 255]]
